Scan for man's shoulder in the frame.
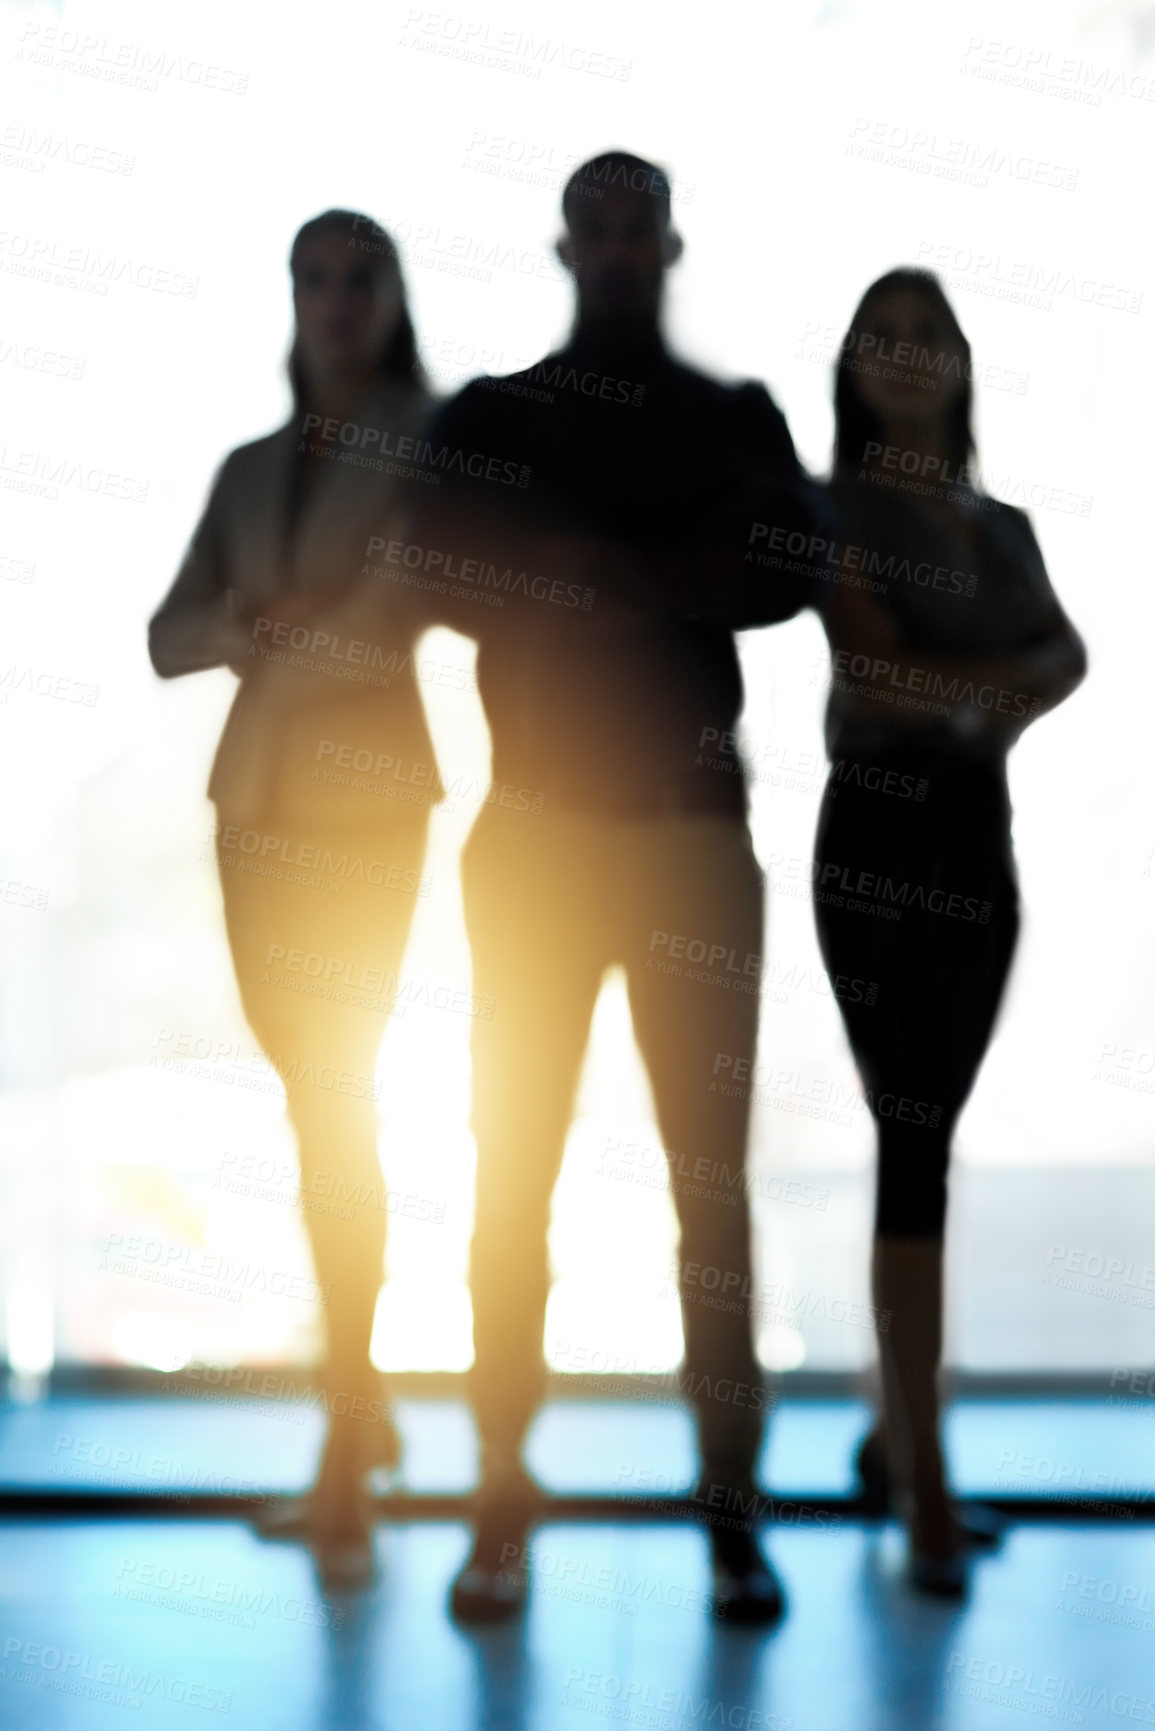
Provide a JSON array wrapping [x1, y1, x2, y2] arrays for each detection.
[[428, 374, 525, 431], [664, 358, 789, 429], [429, 352, 789, 446], [424, 369, 553, 471], [459, 351, 608, 400]]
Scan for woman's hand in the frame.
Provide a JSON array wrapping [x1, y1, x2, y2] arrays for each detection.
[[235, 589, 331, 635], [822, 582, 1086, 739], [219, 614, 257, 678]]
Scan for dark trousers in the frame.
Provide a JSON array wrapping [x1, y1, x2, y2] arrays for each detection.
[[813, 748, 1020, 1238], [463, 803, 767, 1478]]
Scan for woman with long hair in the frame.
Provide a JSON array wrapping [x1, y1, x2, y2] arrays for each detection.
[[813, 268, 1085, 1592], [149, 209, 440, 1586]]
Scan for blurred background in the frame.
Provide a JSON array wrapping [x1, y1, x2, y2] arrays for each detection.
[[0, 0, 1151, 1401]]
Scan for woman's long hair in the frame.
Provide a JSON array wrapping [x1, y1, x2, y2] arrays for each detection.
[[833, 267, 974, 477], [287, 208, 427, 411]]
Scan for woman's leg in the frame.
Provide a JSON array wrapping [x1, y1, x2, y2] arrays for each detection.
[[870, 1098, 957, 1554], [812, 769, 903, 1478], [218, 816, 430, 1532], [871, 788, 1020, 1556], [284, 1029, 394, 1513], [814, 763, 1019, 1560], [871, 1230, 953, 1555]]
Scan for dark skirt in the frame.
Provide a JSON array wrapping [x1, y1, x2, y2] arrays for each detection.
[[812, 743, 1020, 1235]]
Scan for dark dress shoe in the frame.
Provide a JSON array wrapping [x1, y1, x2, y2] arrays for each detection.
[[708, 1522, 787, 1626]]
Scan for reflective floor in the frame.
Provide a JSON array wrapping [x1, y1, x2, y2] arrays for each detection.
[[1, 1517, 1151, 1730]]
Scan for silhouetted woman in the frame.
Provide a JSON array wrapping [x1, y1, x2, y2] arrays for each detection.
[[149, 210, 441, 1586], [813, 269, 1085, 1592]]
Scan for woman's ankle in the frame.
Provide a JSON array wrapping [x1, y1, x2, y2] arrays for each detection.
[[904, 1491, 962, 1558]]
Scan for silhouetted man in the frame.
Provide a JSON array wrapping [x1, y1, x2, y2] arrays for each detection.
[[409, 151, 822, 1624]]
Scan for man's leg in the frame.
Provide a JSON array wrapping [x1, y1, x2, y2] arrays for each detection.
[[624, 815, 781, 1621], [625, 816, 766, 1477], [454, 807, 606, 1616]]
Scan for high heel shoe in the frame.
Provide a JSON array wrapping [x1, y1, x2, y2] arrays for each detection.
[[853, 1428, 891, 1516], [902, 1490, 970, 1599], [906, 1544, 968, 1599], [360, 1402, 403, 1487], [449, 1462, 540, 1624], [307, 1480, 379, 1593], [253, 1397, 401, 1579], [853, 1425, 1004, 1549], [253, 1463, 380, 1585]]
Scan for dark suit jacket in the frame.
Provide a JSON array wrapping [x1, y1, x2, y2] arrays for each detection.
[[150, 381, 443, 829]]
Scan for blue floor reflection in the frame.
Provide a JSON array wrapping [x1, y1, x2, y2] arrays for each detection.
[[1, 1518, 1152, 1730]]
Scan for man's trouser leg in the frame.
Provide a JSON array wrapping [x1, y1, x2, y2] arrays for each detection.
[[623, 815, 766, 1486], [462, 807, 607, 1463]]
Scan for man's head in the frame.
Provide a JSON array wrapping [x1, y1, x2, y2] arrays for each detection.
[[557, 151, 683, 329]]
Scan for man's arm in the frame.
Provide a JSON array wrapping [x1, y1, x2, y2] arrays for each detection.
[[694, 381, 829, 628], [395, 383, 530, 639], [576, 382, 830, 630], [404, 376, 827, 634]]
